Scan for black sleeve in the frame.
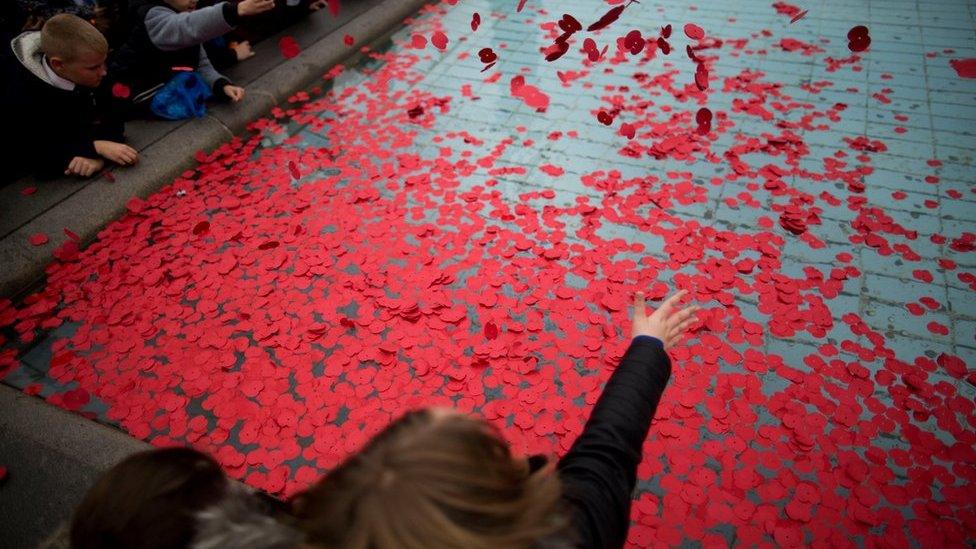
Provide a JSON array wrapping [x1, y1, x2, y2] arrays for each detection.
[[211, 76, 231, 99], [92, 85, 126, 142], [556, 337, 671, 549], [92, 113, 126, 143], [221, 1, 242, 26], [28, 110, 99, 177], [32, 131, 98, 178]]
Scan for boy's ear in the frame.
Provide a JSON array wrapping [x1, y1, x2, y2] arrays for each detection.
[[48, 56, 66, 71]]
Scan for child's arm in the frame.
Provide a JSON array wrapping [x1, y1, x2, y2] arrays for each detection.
[[94, 141, 138, 166], [144, 0, 274, 51], [196, 46, 234, 99], [35, 134, 103, 178], [556, 337, 670, 549], [39, 129, 100, 177], [556, 291, 698, 549], [144, 2, 238, 51], [64, 156, 105, 177]]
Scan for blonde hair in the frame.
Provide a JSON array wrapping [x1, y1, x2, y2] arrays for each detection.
[[40, 14, 107, 62], [292, 409, 567, 549]]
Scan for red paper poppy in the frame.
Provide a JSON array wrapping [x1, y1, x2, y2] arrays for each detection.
[[111, 82, 130, 99], [278, 36, 301, 59], [431, 32, 448, 51], [683, 23, 704, 40]]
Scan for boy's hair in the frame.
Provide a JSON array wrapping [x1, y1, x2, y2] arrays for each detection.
[[70, 447, 229, 549], [40, 14, 108, 61], [291, 409, 567, 549]]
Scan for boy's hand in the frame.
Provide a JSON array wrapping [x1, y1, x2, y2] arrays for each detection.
[[631, 289, 700, 349], [237, 0, 275, 17], [230, 40, 255, 61], [308, 0, 328, 11], [94, 140, 139, 166], [65, 156, 105, 178], [223, 84, 245, 102]]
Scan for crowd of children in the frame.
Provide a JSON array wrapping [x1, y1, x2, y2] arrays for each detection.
[[38, 290, 699, 549], [1, 0, 322, 183]]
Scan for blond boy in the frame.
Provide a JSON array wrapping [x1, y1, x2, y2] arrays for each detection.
[[2, 14, 137, 180]]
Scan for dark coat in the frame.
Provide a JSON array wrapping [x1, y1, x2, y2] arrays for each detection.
[[0, 31, 123, 181]]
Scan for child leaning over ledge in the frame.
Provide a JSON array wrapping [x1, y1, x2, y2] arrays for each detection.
[[108, 0, 274, 119], [1, 14, 137, 181]]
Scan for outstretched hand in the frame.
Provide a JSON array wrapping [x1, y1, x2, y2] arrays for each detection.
[[631, 289, 700, 349], [237, 0, 275, 17]]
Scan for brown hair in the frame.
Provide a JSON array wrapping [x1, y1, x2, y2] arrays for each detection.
[[70, 447, 229, 549], [40, 14, 108, 62], [292, 409, 567, 549]]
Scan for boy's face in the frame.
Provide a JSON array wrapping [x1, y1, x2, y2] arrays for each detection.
[[50, 49, 107, 88], [164, 0, 198, 12]]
